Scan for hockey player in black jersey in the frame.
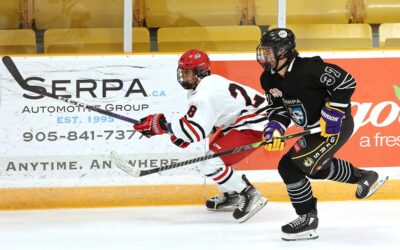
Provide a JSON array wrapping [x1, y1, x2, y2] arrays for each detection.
[[257, 28, 389, 241]]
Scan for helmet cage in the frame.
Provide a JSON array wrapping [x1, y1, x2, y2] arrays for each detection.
[[177, 67, 209, 90], [177, 49, 211, 90]]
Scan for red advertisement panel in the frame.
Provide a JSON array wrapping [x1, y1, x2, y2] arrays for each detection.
[[211, 58, 400, 170]]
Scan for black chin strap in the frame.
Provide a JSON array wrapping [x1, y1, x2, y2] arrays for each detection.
[[273, 55, 293, 73]]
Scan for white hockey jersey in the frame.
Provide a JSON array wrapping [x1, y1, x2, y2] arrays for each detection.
[[170, 74, 270, 143]]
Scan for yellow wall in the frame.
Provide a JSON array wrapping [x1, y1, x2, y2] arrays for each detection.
[[1, 180, 398, 210]]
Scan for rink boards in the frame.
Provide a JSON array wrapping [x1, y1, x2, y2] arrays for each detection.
[[0, 169, 399, 210], [0, 51, 399, 209]]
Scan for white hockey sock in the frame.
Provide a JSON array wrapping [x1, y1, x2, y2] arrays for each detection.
[[206, 166, 246, 193]]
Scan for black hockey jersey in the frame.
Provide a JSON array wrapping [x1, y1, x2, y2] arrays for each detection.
[[260, 56, 356, 129]]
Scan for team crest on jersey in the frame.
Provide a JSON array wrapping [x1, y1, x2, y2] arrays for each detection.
[[283, 99, 308, 127], [299, 138, 307, 148], [303, 157, 314, 168], [294, 143, 301, 153], [269, 88, 282, 97]]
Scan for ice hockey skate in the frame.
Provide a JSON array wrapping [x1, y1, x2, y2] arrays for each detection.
[[232, 175, 268, 223], [206, 192, 240, 211], [356, 170, 389, 199], [281, 209, 319, 241]]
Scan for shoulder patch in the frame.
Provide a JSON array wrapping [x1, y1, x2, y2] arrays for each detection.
[[269, 88, 283, 97]]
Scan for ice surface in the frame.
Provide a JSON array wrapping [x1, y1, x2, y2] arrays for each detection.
[[0, 200, 399, 250]]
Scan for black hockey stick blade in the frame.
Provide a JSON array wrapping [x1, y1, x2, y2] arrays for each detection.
[[2, 56, 138, 124], [111, 127, 321, 177], [2, 56, 26, 85]]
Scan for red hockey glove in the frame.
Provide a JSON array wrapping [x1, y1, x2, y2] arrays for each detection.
[[170, 135, 190, 148], [133, 113, 169, 138]]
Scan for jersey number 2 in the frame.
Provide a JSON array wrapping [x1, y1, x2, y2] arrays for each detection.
[[229, 83, 264, 108]]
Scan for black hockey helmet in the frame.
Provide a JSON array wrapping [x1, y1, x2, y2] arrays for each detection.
[[257, 28, 296, 71]]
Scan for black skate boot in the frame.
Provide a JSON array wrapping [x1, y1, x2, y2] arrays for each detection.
[[232, 175, 268, 223], [206, 192, 240, 211], [356, 170, 389, 199], [281, 210, 319, 241]]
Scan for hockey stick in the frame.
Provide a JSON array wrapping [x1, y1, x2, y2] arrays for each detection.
[[2, 56, 139, 124], [111, 127, 321, 177]]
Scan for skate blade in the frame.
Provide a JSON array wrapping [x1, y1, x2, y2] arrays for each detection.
[[237, 197, 268, 223], [207, 206, 237, 212], [282, 229, 319, 241], [364, 175, 389, 199]]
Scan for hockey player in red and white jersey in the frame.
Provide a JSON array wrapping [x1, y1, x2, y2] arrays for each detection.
[[133, 49, 268, 223]]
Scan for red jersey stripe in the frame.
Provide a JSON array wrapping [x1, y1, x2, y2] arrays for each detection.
[[234, 113, 259, 124], [213, 166, 230, 181]]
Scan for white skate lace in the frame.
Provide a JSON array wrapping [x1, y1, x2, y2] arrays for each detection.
[[217, 196, 226, 203], [357, 185, 364, 196], [237, 195, 248, 212], [212, 195, 227, 210], [289, 215, 307, 228]]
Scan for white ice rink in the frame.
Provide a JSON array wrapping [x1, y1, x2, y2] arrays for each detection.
[[1, 200, 399, 250]]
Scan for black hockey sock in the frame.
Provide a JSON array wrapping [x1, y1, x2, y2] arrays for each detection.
[[325, 158, 359, 184], [286, 178, 316, 215]]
